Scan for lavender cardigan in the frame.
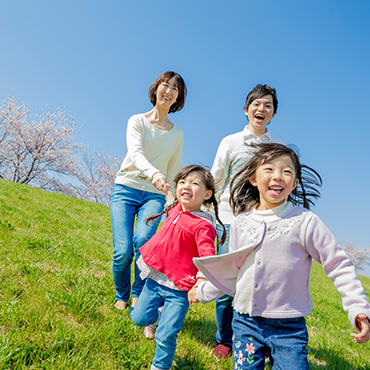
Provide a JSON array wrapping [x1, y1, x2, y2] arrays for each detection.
[[194, 205, 370, 330]]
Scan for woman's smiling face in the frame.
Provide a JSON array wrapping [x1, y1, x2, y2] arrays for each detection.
[[155, 77, 179, 110]]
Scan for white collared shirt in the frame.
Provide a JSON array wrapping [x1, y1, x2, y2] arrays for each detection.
[[211, 126, 285, 224]]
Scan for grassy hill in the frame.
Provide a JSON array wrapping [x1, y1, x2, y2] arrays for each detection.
[[0, 179, 369, 370]]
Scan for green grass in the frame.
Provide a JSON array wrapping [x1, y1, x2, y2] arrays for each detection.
[[0, 178, 369, 369]]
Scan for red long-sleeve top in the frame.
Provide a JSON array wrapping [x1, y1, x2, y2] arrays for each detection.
[[139, 202, 216, 291]]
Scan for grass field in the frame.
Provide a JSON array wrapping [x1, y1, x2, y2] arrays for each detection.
[[0, 179, 369, 369]]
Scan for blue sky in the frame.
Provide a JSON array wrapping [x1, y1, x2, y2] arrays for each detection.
[[1, 1, 370, 276]]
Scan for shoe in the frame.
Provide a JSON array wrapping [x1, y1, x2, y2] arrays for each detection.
[[143, 325, 157, 340], [211, 344, 232, 360], [114, 300, 127, 310]]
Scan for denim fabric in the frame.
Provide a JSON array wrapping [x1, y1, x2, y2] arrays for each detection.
[[110, 184, 165, 302], [130, 278, 189, 370], [232, 311, 309, 369], [215, 224, 233, 347]]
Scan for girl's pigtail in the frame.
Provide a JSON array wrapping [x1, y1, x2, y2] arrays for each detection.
[[290, 164, 322, 210], [229, 164, 260, 215], [212, 197, 226, 245], [145, 198, 179, 225]]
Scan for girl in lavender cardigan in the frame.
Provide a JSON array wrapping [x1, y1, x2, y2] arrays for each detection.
[[189, 143, 370, 370]]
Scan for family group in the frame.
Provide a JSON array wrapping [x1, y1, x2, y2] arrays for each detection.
[[109, 71, 370, 370]]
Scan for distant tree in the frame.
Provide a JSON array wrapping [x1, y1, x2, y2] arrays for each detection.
[[73, 149, 120, 206], [343, 243, 370, 271], [0, 97, 79, 189], [0, 96, 120, 206], [63, 149, 120, 206], [0, 96, 27, 145]]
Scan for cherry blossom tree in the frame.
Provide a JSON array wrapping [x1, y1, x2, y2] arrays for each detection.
[[343, 243, 370, 272], [0, 97, 28, 170], [0, 96, 119, 206], [0, 96, 79, 188], [67, 149, 120, 206]]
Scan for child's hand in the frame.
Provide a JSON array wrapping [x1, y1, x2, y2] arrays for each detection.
[[350, 313, 370, 343], [151, 172, 168, 193], [165, 188, 174, 199], [188, 286, 199, 304], [188, 278, 207, 304]]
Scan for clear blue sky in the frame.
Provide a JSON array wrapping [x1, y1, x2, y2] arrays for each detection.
[[1, 1, 370, 276]]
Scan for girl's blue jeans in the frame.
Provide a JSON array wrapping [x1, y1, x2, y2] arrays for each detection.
[[232, 311, 309, 369], [110, 184, 165, 302], [130, 278, 189, 370], [215, 224, 233, 347]]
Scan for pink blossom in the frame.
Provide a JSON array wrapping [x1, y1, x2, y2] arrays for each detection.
[[245, 343, 255, 355], [0, 96, 119, 206]]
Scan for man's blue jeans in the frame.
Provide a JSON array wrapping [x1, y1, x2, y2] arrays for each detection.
[[130, 278, 189, 370], [215, 224, 233, 347], [110, 184, 165, 302], [232, 311, 309, 369]]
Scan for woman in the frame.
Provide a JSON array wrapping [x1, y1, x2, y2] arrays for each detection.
[[111, 71, 186, 310]]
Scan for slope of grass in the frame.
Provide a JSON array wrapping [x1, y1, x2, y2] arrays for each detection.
[[0, 179, 369, 369]]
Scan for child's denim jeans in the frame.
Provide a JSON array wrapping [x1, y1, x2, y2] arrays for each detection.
[[130, 278, 189, 370], [232, 311, 309, 369]]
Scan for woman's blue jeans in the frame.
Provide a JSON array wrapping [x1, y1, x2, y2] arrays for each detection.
[[232, 311, 309, 369], [110, 184, 165, 302], [215, 224, 233, 347], [130, 278, 189, 370]]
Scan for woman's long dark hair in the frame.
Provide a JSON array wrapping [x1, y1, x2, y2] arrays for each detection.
[[146, 165, 226, 245], [230, 143, 322, 215]]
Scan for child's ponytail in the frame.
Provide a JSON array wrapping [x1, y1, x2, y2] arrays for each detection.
[[291, 164, 322, 209], [146, 198, 178, 225], [210, 195, 226, 246]]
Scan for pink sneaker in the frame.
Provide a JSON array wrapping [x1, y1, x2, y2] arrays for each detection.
[[143, 325, 157, 340], [211, 344, 232, 360]]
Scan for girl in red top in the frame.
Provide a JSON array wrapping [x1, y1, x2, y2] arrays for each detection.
[[130, 165, 226, 370]]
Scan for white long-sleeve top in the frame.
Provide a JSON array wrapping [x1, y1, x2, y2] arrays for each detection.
[[115, 114, 183, 194], [194, 202, 370, 331], [211, 125, 285, 224]]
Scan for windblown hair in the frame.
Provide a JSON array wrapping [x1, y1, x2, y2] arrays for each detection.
[[146, 165, 226, 245], [148, 71, 187, 113], [230, 143, 322, 215], [244, 84, 278, 114]]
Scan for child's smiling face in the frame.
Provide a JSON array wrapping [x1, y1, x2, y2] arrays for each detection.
[[250, 155, 299, 210], [176, 171, 212, 212], [244, 94, 275, 136]]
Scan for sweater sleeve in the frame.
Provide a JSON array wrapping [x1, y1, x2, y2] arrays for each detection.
[[126, 115, 159, 180], [197, 280, 225, 303], [166, 129, 184, 190], [211, 138, 231, 204], [194, 223, 217, 258], [305, 214, 370, 331]]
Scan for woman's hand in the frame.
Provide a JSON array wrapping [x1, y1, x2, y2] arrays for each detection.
[[350, 313, 370, 343], [151, 172, 169, 194]]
